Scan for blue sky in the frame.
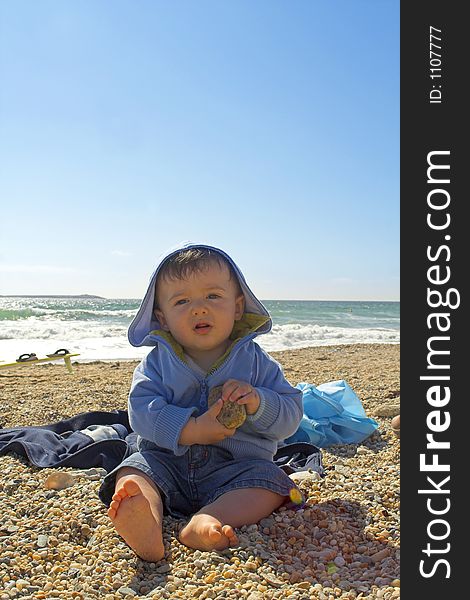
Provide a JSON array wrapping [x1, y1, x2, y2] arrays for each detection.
[[0, 0, 399, 301]]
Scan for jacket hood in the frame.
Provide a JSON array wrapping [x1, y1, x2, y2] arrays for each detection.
[[128, 242, 272, 347]]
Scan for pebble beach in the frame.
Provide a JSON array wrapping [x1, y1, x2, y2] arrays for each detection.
[[0, 344, 400, 600]]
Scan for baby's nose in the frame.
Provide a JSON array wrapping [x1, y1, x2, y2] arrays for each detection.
[[192, 301, 208, 315]]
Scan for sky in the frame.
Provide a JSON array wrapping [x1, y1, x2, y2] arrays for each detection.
[[0, 0, 399, 301]]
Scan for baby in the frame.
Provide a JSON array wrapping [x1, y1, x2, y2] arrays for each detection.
[[99, 243, 303, 561]]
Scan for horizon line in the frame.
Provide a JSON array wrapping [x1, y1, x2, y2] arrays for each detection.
[[0, 294, 400, 303]]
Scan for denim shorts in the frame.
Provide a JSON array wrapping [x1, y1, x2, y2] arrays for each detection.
[[98, 443, 297, 518]]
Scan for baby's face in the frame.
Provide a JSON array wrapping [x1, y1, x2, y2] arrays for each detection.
[[154, 261, 245, 362]]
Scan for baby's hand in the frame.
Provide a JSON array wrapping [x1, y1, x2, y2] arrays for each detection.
[[221, 379, 260, 415], [194, 399, 236, 444]]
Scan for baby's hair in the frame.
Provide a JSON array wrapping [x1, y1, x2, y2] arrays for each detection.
[[154, 248, 242, 309]]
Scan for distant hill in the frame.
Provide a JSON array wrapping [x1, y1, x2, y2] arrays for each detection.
[[0, 294, 106, 299]]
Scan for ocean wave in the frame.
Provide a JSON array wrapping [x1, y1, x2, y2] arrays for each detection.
[[0, 309, 136, 321], [0, 309, 46, 320], [0, 298, 399, 360], [0, 321, 399, 362], [0, 319, 129, 340], [256, 323, 399, 352]]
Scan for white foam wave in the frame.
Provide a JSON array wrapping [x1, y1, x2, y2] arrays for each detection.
[[14, 308, 136, 319], [256, 323, 399, 352], [0, 318, 128, 341], [0, 321, 399, 362]]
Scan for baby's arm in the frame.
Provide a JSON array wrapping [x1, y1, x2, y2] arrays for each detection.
[[128, 356, 197, 454], [129, 356, 235, 453], [240, 346, 303, 441]]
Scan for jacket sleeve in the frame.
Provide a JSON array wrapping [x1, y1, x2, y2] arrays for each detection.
[[128, 355, 197, 455], [244, 345, 303, 441]]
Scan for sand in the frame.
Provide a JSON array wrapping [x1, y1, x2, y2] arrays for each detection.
[[0, 344, 400, 599]]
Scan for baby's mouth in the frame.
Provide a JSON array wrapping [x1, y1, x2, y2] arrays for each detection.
[[194, 322, 211, 331]]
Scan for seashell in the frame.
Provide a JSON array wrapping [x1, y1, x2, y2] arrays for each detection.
[[44, 472, 76, 490], [208, 385, 246, 428]]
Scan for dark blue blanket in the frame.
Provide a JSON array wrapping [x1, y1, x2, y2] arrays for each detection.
[[0, 410, 137, 472], [0, 410, 322, 475]]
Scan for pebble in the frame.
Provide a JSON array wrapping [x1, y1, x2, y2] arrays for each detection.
[[371, 549, 390, 563], [372, 404, 400, 417], [259, 571, 284, 587], [289, 470, 321, 482], [0, 346, 400, 600], [334, 556, 346, 567], [117, 586, 137, 596], [44, 472, 76, 490], [36, 535, 49, 548]]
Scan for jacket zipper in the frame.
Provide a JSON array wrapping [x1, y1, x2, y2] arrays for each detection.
[[206, 333, 256, 377], [199, 380, 208, 409], [152, 337, 210, 411], [153, 333, 257, 411]]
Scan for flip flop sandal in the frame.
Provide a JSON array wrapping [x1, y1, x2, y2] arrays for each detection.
[[17, 353, 38, 362], [46, 349, 70, 357], [274, 442, 325, 476]]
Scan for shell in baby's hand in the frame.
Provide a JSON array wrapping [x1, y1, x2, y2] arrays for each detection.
[[208, 385, 247, 429]]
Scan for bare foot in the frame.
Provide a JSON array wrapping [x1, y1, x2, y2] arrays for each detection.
[[107, 475, 164, 562], [179, 513, 239, 551]]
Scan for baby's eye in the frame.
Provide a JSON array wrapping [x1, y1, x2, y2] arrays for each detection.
[[175, 299, 188, 306], [207, 294, 220, 299]]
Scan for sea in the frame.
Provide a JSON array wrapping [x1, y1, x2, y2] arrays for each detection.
[[0, 296, 400, 363]]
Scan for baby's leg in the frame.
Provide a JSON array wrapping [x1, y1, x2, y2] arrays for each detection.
[[179, 487, 285, 552], [107, 467, 165, 562]]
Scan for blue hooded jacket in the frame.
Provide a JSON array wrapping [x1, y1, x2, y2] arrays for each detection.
[[127, 242, 303, 461]]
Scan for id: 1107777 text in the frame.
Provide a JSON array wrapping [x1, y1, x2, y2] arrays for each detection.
[[429, 26, 442, 104]]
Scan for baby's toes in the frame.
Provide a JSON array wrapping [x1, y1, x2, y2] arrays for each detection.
[[222, 525, 238, 546], [208, 524, 223, 542], [112, 488, 128, 502], [107, 500, 119, 519]]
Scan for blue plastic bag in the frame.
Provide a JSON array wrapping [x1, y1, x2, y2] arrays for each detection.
[[284, 380, 378, 447]]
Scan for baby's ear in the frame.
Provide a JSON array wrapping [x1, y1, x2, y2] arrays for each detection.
[[234, 293, 245, 321], [154, 309, 170, 331]]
